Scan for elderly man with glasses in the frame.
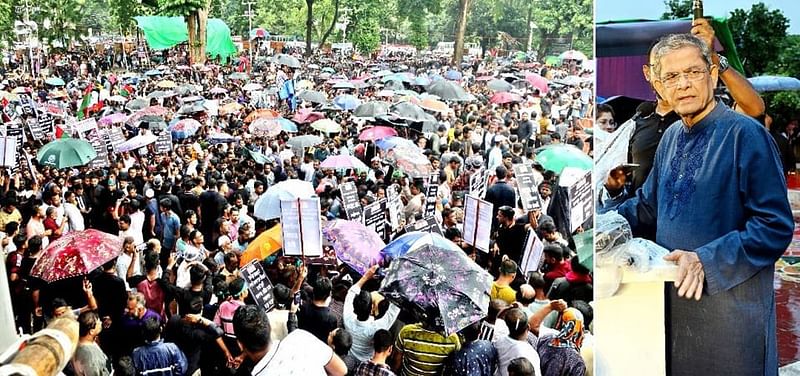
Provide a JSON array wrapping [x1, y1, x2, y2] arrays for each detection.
[[601, 33, 793, 375]]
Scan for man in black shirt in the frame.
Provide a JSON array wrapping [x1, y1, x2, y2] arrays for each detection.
[[491, 206, 527, 277], [297, 275, 339, 343], [484, 166, 516, 232]]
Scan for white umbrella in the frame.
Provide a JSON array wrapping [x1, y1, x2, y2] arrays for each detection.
[[115, 134, 158, 153], [253, 180, 315, 220], [243, 83, 263, 91], [311, 118, 343, 133]]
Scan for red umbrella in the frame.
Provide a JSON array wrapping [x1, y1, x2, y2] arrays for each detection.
[[292, 108, 325, 124], [525, 73, 549, 93], [359, 126, 397, 141], [490, 92, 523, 104], [30, 230, 124, 283], [126, 106, 171, 125], [476, 75, 495, 81]]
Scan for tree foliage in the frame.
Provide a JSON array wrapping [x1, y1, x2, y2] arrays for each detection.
[[727, 3, 789, 76], [529, 0, 592, 58], [0, 0, 15, 43], [660, 0, 692, 20]]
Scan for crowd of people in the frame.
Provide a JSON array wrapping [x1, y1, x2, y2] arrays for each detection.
[[0, 42, 594, 376]]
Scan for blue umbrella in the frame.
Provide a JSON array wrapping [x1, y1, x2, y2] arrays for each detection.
[[445, 70, 463, 80], [375, 136, 417, 150], [381, 231, 463, 261], [333, 94, 361, 111], [277, 117, 298, 132], [145, 69, 162, 76], [747, 76, 800, 92], [413, 76, 431, 86]]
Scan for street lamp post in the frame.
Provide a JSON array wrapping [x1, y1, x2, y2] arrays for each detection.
[[15, 0, 40, 74], [243, 1, 256, 64]]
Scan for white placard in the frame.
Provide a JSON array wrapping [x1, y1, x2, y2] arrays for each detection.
[[560, 167, 593, 232], [520, 229, 545, 274], [0, 137, 17, 168], [280, 197, 323, 257], [463, 194, 493, 253]]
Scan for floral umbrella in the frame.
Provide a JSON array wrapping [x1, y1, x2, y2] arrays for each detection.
[[30, 230, 124, 282], [380, 233, 492, 335], [250, 117, 283, 137], [169, 118, 202, 139], [388, 146, 433, 178], [244, 109, 280, 123], [358, 126, 397, 141], [99, 113, 128, 126], [126, 106, 171, 125], [323, 220, 386, 275]]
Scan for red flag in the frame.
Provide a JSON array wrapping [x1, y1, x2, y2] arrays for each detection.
[[1, 97, 7, 108]]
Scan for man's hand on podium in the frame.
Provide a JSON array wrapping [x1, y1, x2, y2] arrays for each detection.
[[664, 250, 705, 301]]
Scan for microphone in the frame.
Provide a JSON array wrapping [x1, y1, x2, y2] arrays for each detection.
[[632, 101, 656, 121], [693, 0, 704, 20]]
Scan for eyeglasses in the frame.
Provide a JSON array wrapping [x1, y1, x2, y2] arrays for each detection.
[[658, 68, 709, 88]]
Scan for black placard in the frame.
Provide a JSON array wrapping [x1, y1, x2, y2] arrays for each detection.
[[513, 164, 542, 211], [31, 111, 53, 140], [339, 182, 363, 222], [240, 261, 275, 311], [363, 198, 387, 242], [86, 128, 110, 169], [155, 130, 173, 154], [423, 184, 438, 218], [404, 216, 443, 236]]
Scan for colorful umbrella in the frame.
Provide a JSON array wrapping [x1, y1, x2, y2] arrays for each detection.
[[311, 119, 343, 133], [534, 144, 592, 174], [253, 180, 315, 220], [169, 118, 202, 139], [292, 108, 326, 124], [240, 224, 282, 266], [37, 138, 97, 169], [99, 113, 128, 126], [380, 233, 492, 335], [358, 126, 397, 141], [249, 27, 269, 40], [296, 80, 315, 91], [419, 98, 449, 113], [374, 136, 416, 150], [244, 109, 280, 123], [333, 94, 361, 111], [229, 72, 249, 80], [250, 117, 283, 137], [209, 132, 238, 143], [45, 77, 65, 86], [276, 117, 298, 133], [116, 134, 159, 152], [320, 155, 369, 170], [274, 54, 301, 68], [209, 87, 228, 95], [354, 101, 391, 118], [388, 146, 433, 178], [490, 92, 523, 104], [332, 81, 356, 90], [156, 80, 177, 89], [30, 230, 124, 282], [525, 73, 550, 93], [444, 70, 463, 80], [127, 106, 171, 125], [323, 220, 386, 275], [242, 83, 263, 91], [559, 50, 588, 61], [475, 75, 495, 82], [220, 102, 244, 115], [381, 232, 461, 260], [125, 98, 149, 112]]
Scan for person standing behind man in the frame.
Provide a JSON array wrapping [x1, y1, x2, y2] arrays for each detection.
[[603, 33, 793, 375]]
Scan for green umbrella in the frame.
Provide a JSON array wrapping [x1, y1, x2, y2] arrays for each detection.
[[544, 56, 560, 66], [573, 230, 593, 272], [242, 147, 271, 165], [45, 77, 66, 86], [534, 144, 592, 174], [37, 138, 97, 169]]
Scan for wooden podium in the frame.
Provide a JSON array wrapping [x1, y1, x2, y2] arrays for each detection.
[[594, 264, 678, 376]]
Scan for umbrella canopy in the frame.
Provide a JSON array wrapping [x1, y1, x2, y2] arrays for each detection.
[[220, 102, 244, 115], [156, 80, 177, 89], [573, 230, 593, 272], [30, 230, 124, 282], [147, 90, 174, 100], [296, 80, 315, 91], [116, 134, 159, 152], [323, 220, 386, 275], [297, 90, 328, 104], [274, 54, 301, 68], [413, 76, 432, 86], [321, 67, 336, 74], [419, 98, 449, 113], [292, 108, 326, 124], [426, 80, 471, 101], [145, 69, 162, 76], [490, 92, 523, 104], [287, 135, 324, 149], [333, 94, 361, 111], [383, 80, 405, 91], [229, 72, 249, 80], [240, 224, 283, 266], [559, 50, 588, 61], [444, 70, 463, 80], [249, 27, 269, 40], [380, 233, 492, 335], [250, 117, 284, 137], [320, 155, 369, 170], [534, 144, 592, 174], [374, 69, 394, 77], [381, 231, 461, 259], [475, 75, 495, 82], [524, 73, 548, 91], [244, 109, 280, 123], [253, 180, 316, 220], [747, 76, 800, 92], [375, 136, 417, 150], [99, 113, 128, 126], [37, 138, 97, 169], [125, 98, 149, 111], [209, 87, 228, 95], [45, 77, 65, 86], [392, 102, 436, 123], [359, 126, 397, 141], [332, 81, 355, 90], [311, 118, 343, 133], [276, 117, 298, 132], [169, 118, 202, 139], [388, 146, 433, 178], [487, 79, 514, 92], [354, 101, 391, 118]]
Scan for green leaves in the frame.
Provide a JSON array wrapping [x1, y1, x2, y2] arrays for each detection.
[[728, 2, 788, 76], [158, 0, 208, 16], [660, 0, 692, 20]]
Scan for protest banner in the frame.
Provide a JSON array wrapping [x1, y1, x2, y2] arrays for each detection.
[[155, 130, 173, 154], [404, 216, 444, 236], [560, 167, 593, 232], [30, 111, 54, 140], [469, 168, 488, 199], [519, 229, 545, 274], [339, 181, 363, 222], [423, 183, 438, 218], [386, 184, 403, 231], [0, 137, 17, 168], [363, 198, 387, 242], [513, 164, 542, 211], [85, 128, 110, 169], [107, 127, 126, 152], [280, 197, 323, 257]]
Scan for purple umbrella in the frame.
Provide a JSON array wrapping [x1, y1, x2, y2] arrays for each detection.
[[380, 233, 493, 336], [320, 155, 369, 170], [99, 113, 128, 126], [323, 220, 385, 275]]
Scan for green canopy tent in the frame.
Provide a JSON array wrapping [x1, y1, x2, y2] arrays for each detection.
[[134, 16, 238, 63]]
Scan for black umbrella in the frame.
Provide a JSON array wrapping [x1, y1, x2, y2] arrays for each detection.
[[426, 80, 472, 101]]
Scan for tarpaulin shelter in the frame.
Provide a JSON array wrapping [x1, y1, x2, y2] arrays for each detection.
[[134, 16, 238, 62], [596, 18, 744, 100]]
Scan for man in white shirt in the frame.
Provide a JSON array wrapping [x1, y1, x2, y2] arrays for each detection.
[[493, 308, 542, 376], [63, 191, 85, 232], [233, 304, 348, 376], [343, 265, 400, 362]]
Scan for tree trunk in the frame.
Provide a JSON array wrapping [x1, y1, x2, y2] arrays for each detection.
[[186, 9, 208, 65], [305, 0, 314, 57], [197, 9, 208, 63], [186, 13, 197, 63], [452, 0, 470, 66], [319, 0, 340, 50], [525, 4, 533, 53]]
